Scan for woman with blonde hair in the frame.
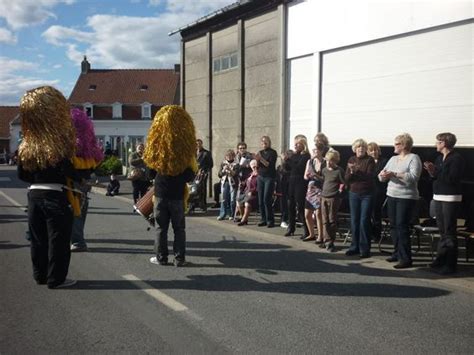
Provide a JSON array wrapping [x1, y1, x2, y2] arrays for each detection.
[[344, 138, 375, 258], [379, 133, 422, 269], [283, 134, 311, 237]]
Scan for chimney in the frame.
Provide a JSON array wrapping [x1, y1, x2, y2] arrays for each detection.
[[81, 55, 91, 74], [174, 64, 180, 73]]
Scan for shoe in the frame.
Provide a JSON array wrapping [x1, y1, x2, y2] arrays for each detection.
[[217, 216, 225, 221], [345, 249, 359, 256], [318, 242, 326, 249], [150, 256, 168, 265], [359, 253, 371, 259], [326, 243, 336, 253], [393, 262, 412, 269], [267, 223, 275, 228], [234, 218, 242, 223], [228, 216, 234, 221], [284, 231, 294, 237], [386, 256, 398, 263], [71, 244, 88, 252], [36, 279, 47, 285], [174, 259, 186, 267], [302, 236, 316, 242], [315, 239, 324, 245], [237, 220, 248, 226], [280, 221, 289, 228], [48, 278, 77, 289], [257, 221, 267, 227]]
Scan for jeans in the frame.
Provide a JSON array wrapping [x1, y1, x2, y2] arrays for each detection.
[[348, 191, 373, 255], [154, 197, 186, 261], [28, 190, 73, 287], [434, 200, 459, 270], [386, 196, 416, 264], [219, 181, 236, 218], [71, 184, 90, 247], [257, 176, 276, 224]]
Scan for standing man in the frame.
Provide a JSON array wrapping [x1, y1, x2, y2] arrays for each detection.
[[196, 138, 213, 211], [129, 143, 150, 204], [144, 105, 197, 267]]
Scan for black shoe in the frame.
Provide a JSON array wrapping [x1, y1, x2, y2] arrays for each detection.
[[345, 249, 359, 256], [284, 231, 294, 237], [359, 253, 371, 259], [237, 220, 248, 226], [386, 256, 398, 263], [393, 262, 412, 269], [257, 221, 267, 227], [174, 259, 186, 267], [267, 223, 275, 228]]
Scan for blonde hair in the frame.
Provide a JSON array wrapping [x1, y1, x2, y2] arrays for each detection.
[[314, 132, 329, 147], [325, 148, 340, 164], [294, 134, 309, 154], [395, 133, 414, 151], [352, 138, 367, 152], [19, 86, 75, 171], [367, 142, 381, 156]]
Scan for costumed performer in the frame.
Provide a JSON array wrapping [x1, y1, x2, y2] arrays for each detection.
[[18, 86, 79, 289], [70, 108, 104, 252], [144, 105, 197, 267]]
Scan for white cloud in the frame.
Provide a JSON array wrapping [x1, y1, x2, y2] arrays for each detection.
[[0, 27, 17, 44], [0, 0, 75, 30], [53, 64, 62, 69], [0, 57, 59, 105], [40, 0, 235, 70]]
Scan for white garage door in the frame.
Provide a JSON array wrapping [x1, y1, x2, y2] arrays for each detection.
[[287, 55, 315, 148], [321, 22, 473, 147]]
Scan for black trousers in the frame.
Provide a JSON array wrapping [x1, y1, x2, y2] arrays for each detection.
[[434, 200, 459, 270], [132, 180, 150, 203], [28, 190, 73, 287]]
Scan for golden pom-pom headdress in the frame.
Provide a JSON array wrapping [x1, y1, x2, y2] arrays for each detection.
[[144, 105, 198, 175], [18, 86, 75, 171]]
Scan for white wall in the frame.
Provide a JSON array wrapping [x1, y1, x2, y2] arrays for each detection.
[[287, 0, 473, 59]]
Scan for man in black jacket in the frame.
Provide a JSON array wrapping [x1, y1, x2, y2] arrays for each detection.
[[196, 139, 214, 211]]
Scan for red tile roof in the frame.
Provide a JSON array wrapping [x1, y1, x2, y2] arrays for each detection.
[[68, 69, 179, 105], [0, 106, 19, 138]]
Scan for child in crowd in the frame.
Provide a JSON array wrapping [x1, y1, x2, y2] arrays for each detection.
[[320, 149, 345, 252], [276, 150, 293, 228], [217, 149, 240, 220], [106, 173, 120, 196]]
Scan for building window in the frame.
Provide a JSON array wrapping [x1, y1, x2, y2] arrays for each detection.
[[213, 52, 238, 73], [140, 84, 148, 91], [84, 104, 93, 118], [113, 102, 122, 119], [142, 103, 151, 119], [88, 84, 97, 90]]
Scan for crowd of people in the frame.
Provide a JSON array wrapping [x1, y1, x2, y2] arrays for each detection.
[[204, 131, 465, 274]]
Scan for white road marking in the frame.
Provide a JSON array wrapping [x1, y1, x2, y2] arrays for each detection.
[[0, 190, 25, 209], [122, 274, 189, 312], [0, 177, 11, 182]]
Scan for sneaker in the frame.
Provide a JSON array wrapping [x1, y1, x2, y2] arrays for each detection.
[[228, 216, 233, 221], [217, 216, 225, 221], [71, 244, 88, 252], [280, 221, 289, 228], [174, 259, 186, 267], [48, 278, 77, 289], [150, 256, 168, 265]]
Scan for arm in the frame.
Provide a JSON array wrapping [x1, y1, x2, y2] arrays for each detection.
[[397, 155, 422, 184], [304, 160, 314, 180], [129, 153, 143, 167], [436, 154, 465, 184]]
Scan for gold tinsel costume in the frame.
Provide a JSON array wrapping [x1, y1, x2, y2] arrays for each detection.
[[143, 105, 198, 207], [18, 86, 80, 216]]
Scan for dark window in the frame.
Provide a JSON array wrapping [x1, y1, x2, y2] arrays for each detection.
[[140, 85, 148, 91], [88, 85, 97, 90]]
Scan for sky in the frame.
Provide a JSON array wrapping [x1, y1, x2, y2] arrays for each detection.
[[0, 0, 235, 106]]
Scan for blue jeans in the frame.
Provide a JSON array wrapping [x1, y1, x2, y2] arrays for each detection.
[[348, 191, 373, 255], [219, 181, 236, 218], [154, 197, 186, 261], [386, 196, 416, 264], [257, 176, 276, 224], [71, 197, 88, 247]]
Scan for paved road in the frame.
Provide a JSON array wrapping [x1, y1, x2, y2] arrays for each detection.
[[1, 165, 473, 354]]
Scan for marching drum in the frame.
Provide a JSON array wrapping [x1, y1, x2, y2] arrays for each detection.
[[134, 189, 155, 227]]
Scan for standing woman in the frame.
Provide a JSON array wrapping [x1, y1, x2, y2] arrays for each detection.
[[129, 143, 150, 204], [284, 135, 311, 237], [424, 133, 465, 274], [367, 142, 388, 242], [18, 86, 78, 288], [345, 139, 375, 258], [379, 133, 422, 269], [255, 135, 278, 228]]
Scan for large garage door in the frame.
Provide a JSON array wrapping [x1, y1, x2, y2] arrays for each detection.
[[321, 22, 473, 147], [287, 55, 315, 148]]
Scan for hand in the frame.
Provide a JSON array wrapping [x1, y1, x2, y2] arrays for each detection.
[[379, 169, 394, 179], [347, 162, 356, 173], [424, 161, 435, 175]]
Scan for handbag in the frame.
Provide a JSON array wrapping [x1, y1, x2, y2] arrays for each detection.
[[127, 167, 144, 181]]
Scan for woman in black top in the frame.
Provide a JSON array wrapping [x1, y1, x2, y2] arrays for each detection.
[[255, 136, 278, 228], [284, 135, 311, 237]]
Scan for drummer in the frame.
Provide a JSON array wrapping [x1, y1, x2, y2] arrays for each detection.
[[143, 105, 198, 267]]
